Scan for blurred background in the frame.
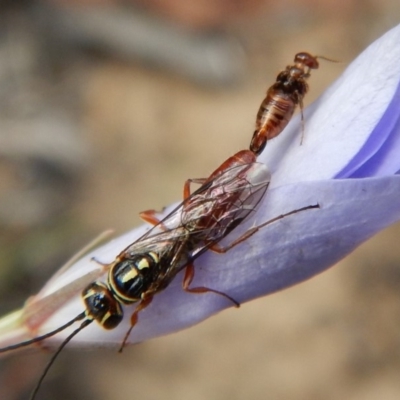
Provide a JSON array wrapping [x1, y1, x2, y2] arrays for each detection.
[[1, 1, 400, 399]]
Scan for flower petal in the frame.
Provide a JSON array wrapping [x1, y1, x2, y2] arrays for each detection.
[[336, 79, 400, 177], [37, 174, 400, 347]]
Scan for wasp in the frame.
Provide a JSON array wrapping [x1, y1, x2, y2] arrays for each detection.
[[250, 52, 334, 155], [0, 148, 318, 399]]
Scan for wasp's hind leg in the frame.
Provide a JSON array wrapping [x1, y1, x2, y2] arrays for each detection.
[[182, 263, 240, 307]]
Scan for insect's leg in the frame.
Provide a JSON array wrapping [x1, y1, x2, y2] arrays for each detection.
[[139, 209, 164, 226], [210, 204, 319, 253], [91, 257, 109, 267], [182, 263, 240, 307], [183, 178, 207, 199], [299, 96, 305, 145], [118, 295, 154, 353], [139, 177, 208, 228]]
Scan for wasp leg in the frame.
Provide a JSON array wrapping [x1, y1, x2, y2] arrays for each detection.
[[210, 204, 319, 254], [139, 209, 164, 226], [183, 177, 207, 199], [118, 295, 154, 353], [91, 256, 109, 267], [139, 177, 208, 228], [182, 263, 240, 307]]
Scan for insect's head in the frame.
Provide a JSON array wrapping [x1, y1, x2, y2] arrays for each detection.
[[82, 281, 124, 329], [294, 52, 319, 70]]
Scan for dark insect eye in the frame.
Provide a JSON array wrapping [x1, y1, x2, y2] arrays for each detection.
[[92, 293, 107, 311]]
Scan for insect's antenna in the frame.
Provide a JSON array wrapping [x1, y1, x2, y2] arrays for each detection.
[[0, 311, 86, 353], [316, 55, 340, 63], [29, 318, 93, 400]]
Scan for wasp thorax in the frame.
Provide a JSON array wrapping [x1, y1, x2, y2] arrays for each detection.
[[108, 253, 159, 303], [82, 282, 123, 329]]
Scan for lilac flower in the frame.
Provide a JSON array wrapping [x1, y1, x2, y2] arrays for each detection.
[[1, 24, 400, 351]]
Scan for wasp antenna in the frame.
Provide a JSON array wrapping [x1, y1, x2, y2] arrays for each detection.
[[0, 312, 86, 353], [29, 318, 93, 400]]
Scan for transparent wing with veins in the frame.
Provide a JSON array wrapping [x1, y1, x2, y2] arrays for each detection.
[[23, 162, 270, 330], [121, 162, 270, 262]]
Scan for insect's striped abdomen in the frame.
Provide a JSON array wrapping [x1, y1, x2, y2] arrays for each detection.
[[249, 52, 328, 155], [251, 90, 295, 154]]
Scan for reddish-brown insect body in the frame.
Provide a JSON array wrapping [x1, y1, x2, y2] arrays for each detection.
[[250, 52, 320, 155]]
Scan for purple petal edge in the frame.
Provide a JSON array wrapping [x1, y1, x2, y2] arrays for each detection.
[[336, 77, 400, 178]]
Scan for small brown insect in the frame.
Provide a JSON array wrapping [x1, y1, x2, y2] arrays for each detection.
[[250, 52, 333, 155]]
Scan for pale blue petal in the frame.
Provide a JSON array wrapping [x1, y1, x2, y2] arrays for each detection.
[[42, 175, 400, 346], [337, 80, 400, 177]]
